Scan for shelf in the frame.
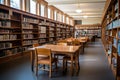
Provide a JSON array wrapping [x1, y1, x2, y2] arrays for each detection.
[[0, 27, 20, 29], [0, 18, 21, 22], [22, 22, 38, 25], [0, 39, 21, 42], [0, 4, 74, 63], [23, 38, 38, 40], [111, 64, 117, 76], [0, 46, 20, 50], [113, 53, 117, 58]]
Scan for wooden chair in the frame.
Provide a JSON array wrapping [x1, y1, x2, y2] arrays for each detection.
[[35, 48, 58, 78], [63, 49, 81, 72], [54, 43, 67, 60], [63, 42, 81, 72], [33, 43, 39, 47], [72, 39, 80, 46], [31, 43, 40, 72], [57, 40, 67, 43], [31, 43, 48, 73]]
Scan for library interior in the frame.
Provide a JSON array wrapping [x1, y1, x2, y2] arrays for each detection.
[[0, 0, 119, 80]]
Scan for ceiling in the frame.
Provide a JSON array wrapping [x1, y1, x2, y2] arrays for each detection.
[[45, 0, 106, 24]]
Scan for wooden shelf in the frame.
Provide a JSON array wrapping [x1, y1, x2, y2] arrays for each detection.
[[101, 0, 120, 79], [0, 4, 74, 63], [113, 53, 117, 58]]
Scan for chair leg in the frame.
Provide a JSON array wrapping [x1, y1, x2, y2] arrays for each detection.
[[63, 59, 65, 71], [36, 64, 38, 76], [55, 61, 58, 70], [49, 64, 52, 78], [65, 60, 67, 70]]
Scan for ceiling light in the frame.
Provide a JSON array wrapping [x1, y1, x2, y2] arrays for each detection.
[[83, 16, 88, 18], [76, 9, 82, 13], [76, 0, 82, 13]]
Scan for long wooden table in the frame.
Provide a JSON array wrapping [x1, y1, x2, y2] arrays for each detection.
[[29, 44, 81, 75]]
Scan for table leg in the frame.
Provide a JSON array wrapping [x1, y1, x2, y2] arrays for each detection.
[[70, 54, 73, 75], [31, 51, 35, 72]]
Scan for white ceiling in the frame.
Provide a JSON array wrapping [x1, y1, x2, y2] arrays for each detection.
[[45, 0, 106, 24]]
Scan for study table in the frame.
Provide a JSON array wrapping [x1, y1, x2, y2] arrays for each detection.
[[28, 44, 81, 75]]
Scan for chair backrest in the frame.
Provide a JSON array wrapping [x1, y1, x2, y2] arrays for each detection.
[[57, 42, 67, 46], [72, 39, 80, 45], [33, 43, 39, 47], [58, 40, 67, 43], [35, 48, 51, 56]]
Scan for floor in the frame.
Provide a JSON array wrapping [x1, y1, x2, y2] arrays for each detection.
[[0, 38, 115, 80]]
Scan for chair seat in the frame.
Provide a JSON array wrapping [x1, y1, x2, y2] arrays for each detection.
[[38, 57, 57, 64], [38, 55, 49, 58]]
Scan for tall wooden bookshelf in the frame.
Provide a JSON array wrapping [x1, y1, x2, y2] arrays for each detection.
[[101, 0, 120, 79], [0, 4, 74, 63]]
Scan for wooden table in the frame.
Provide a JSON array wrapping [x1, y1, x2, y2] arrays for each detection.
[[29, 44, 80, 75]]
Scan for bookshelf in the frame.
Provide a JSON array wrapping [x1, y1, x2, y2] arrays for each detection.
[[101, 0, 120, 79], [0, 4, 74, 63], [75, 24, 101, 38]]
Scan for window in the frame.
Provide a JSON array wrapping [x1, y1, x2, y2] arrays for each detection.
[[48, 8, 50, 18], [0, 0, 4, 4], [63, 15, 65, 23], [41, 4, 45, 16], [66, 17, 69, 24], [60, 14, 62, 22], [54, 11, 57, 20], [30, 0, 36, 14], [10, 0, 20, 9]]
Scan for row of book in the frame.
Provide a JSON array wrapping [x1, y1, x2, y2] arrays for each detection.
[[115, 2, 118, 11], [112, 57, 117, 67], [22, 23, 33, 29], [78, 27, 101, 29], [112, 19, 120, 29], [50, 27, 55, 31], [0, 12, 9, 19], [39, 39, 46, 43], [0, 42, 12, 49], [23, 40, 38, 45], [0, 35, 17, 41], [49, 38, 54, 42], [113, 38, 117, 48], [56, 24, 66, 28], [23, 34, 33, 39], [39, 21, 50, 26], [0, 21, 11, 27], [0, 29, 9, 33], [22, 31, 33, 34], [40, 27, 46, 33], [107, 22, 112, 30], [39, 33, 46, 38], [56, 33, 61, 37], [23, 17, 39, 23], [0, 47, 23, 57], [49, 33, 54, 37]]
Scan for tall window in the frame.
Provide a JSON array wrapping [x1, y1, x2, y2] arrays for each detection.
[[10, 0, 20, 9], [30, 0, 36, 14], [66, 17, 69, 24], [60, 14, 62, 22], [48, 8, 51, 18], [54, 11, 57, 20], [63, 15, 65, 23], [41, 4, 45, 16], [0, 0, 4, 4]]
